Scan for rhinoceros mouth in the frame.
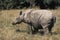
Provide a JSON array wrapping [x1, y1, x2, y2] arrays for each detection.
[[12, 22, 16, 25], [12, 22, 21, 25]]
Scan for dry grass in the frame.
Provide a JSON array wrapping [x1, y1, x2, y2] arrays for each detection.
[[0, 9, 60, 40]]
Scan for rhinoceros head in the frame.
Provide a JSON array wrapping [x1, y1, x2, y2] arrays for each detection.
[[12, 11, 25, 25]]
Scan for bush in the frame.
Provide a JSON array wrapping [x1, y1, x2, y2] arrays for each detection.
[[0, 0, 60, 9]]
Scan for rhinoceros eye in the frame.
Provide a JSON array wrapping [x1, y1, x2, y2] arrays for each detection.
[[20, 11, 22, 15]]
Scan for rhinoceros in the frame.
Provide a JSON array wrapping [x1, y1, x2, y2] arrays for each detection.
[[12, 9, 56, 34]]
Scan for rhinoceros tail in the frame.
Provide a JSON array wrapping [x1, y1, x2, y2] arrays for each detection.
[[53, 15, 56, 23]]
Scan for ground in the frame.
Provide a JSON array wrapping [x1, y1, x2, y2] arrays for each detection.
[[0, 9, 60, 40]]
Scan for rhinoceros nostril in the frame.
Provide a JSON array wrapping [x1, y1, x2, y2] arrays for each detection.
[[12, 23, 16, 25]]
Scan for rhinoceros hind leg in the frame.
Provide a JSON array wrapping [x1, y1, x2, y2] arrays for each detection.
[[48, 21, 54, 34]]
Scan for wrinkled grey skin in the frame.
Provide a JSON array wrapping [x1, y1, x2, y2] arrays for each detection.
[[12, 9, 56, 34]]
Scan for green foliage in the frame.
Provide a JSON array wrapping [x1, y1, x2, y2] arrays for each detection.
[[0, 0, 26, 9], [0, 0, 60, 9]]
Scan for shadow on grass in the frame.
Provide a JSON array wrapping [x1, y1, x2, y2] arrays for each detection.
[[16, 29, 27, 33], [15, 29, 59, 36], [51, 32, 58, 35]]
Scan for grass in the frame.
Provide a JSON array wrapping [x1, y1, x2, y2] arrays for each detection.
[[0, 9, 60, 40]]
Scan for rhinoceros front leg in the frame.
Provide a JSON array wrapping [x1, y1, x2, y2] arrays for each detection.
[[27, 24, 34, 34]]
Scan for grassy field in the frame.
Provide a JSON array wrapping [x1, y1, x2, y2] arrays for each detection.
[[0, 9, 60, 40]]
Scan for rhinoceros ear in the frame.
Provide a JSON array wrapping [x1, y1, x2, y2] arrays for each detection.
[[20, 11, 22, 15]]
